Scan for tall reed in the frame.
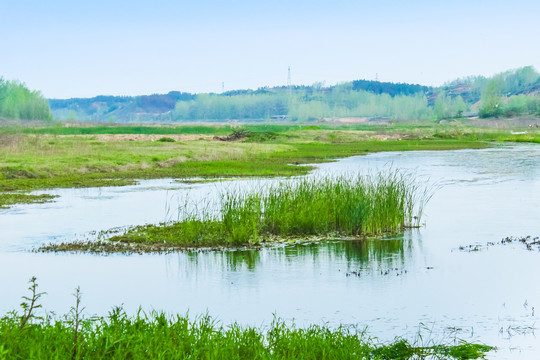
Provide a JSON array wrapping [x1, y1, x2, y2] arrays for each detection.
[[0, 308, 492, 359], [240, 170, 423, 239], [111, 170, 429, 247], [0, 278, 492, 360]]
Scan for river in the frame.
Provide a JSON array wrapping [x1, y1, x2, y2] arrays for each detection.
[[1, 143, 539, 358]]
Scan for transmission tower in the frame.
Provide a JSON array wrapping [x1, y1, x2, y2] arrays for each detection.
[[222, 82, 225, 93], [287, 66, 291, 92]]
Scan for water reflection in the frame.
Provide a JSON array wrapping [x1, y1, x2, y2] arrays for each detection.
[[181, 232, 417, 275]]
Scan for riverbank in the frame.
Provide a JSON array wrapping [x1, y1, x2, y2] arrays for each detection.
[[0, 123, 499, 208], [3, 121, 540, 208]]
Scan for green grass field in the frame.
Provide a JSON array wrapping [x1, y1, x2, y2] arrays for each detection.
[[3, 120, 539, 208]]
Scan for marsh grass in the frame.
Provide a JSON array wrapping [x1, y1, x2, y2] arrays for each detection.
[[106, 171, 429, 249], [0, 192, 57, 209], [1, 125, 490, 206], [0, 278, 493, 360], [0, 128, 487, 193], [259, 171, 423, 237], [0, 124, 320, 136], [0, 310, 493, 360]]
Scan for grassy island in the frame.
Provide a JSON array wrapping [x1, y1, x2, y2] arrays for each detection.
[[40, 171, 430, 253]]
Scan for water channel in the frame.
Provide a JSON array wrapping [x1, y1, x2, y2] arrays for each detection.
[[1, 143, 540, 358]]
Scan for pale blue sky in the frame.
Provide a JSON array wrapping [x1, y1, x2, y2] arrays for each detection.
[[1, 0, 540, 98]]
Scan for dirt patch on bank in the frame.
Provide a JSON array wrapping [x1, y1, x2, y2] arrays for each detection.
[[322, 117, 391, 125], [369, 134, 403, 140]]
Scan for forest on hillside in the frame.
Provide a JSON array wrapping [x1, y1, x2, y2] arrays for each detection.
[[441, 66, 540, 118]]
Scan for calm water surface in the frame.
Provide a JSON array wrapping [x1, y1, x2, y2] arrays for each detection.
[[1, 143, 540, 358]]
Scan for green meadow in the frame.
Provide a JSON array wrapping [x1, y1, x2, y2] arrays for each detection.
[[0, 123, 500, 209]]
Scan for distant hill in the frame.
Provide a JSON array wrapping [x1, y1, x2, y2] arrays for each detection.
[[48, 91, 194, 122], [47, 66, 540, 122], [49, 82, 433, 122], [440, 66, 540, 103]]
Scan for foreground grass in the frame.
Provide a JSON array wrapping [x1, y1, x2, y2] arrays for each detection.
[[0, 279, 493, 360], [0, 312, 494, 360], [41, 172, 429, 252]]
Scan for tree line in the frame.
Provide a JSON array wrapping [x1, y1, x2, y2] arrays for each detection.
[[172, 82, 434, 122], [9, 66, 539, 123], [0, 78, 52, 121], [351, 80, 430, 97], [170, 67, 540, 122]]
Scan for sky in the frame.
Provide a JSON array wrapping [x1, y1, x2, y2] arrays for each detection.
[[2, 0, 540, 99]]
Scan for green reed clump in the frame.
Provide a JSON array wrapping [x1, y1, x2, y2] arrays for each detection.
[[221, 191, 262, 245], [0, 309, 493, 359], [260, 172, 419, 237], [0, 277, 494, 360], [103, 170, 428, 249], [0, 278, 493, 360]]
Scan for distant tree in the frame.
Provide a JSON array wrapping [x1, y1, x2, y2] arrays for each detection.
[[434, 92, 467, 121], [66, 110, 78, 121], [493, 65, 540, 95], [434, 92, 451, 120], [0, 78, 52, 121], [479, 80, 502, 118], [502, 94, 540, 117]]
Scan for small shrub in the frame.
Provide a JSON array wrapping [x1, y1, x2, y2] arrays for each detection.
[[157, 137, 176, 142]]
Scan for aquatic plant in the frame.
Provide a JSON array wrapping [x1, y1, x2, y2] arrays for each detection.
[[258, 171, 422, 237], [104, 171, 430, 249], [0, 279, 493, 359], [0, 193, 57, 209], [17, 277, 46, 330], [458, 235, 540, 252]]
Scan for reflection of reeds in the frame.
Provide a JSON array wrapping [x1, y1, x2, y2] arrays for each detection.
[[108, 170, 431, 248]]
